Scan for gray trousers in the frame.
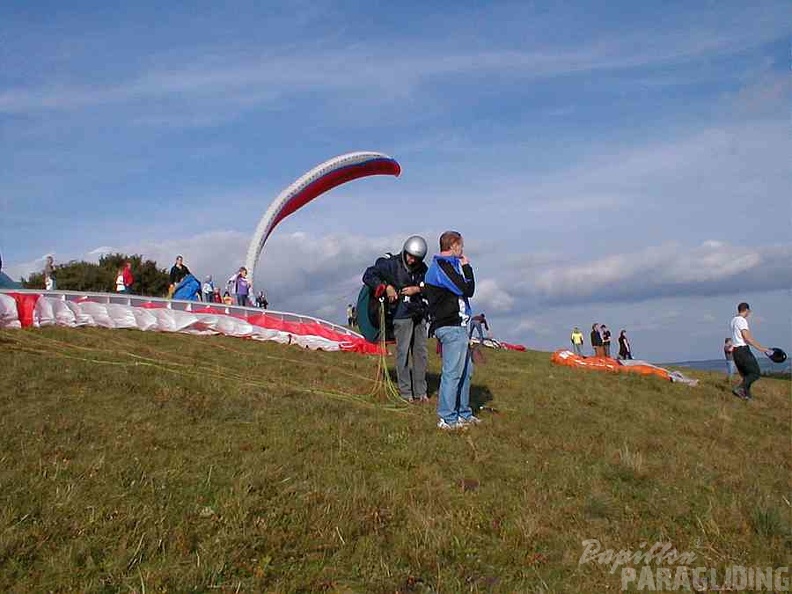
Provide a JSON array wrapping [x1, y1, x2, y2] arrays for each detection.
[[393, 317, 428, 400]]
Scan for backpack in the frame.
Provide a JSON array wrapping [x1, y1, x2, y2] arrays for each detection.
[[356, 284, 394, 343]]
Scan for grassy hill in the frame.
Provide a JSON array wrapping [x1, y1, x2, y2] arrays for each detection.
[[0, 327, 789, 593]]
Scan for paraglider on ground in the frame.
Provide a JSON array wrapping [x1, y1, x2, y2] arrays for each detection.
[[551, 349, 699, 385]]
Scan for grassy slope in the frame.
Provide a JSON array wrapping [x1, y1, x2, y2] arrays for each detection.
[[0, 327, 789, 593]]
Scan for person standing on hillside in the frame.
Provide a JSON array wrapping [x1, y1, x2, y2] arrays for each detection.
[[43, 255, 57, 290], [601, 325, 612, 357], [729, 302, 772, 401], [346, 303, 355, 327], [363, 235, 429, 403], [470, 313, 489, 344], [723, 338, 737, 384], [590, 324, 604, 357], [425, 230, 478, 429], [618, 329, 633, 360], [202, 276, 215, 302], [570, 327, 584, 356], [115, 261, 134, 294], [169, 255, 190, 298], [233, 267, 251, 306]]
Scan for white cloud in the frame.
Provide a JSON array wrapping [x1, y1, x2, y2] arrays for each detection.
[[513, 241, 792, 306], [472, 278, 515, 313]]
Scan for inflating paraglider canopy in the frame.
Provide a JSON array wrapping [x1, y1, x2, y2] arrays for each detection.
[[245, 152, 401, 285]]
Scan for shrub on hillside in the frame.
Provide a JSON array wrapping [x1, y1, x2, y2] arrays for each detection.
[[23, 253, 169, 296]]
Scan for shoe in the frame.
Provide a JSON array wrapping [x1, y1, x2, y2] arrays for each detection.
[[416, 395, 430, 403], [458, 415, 482, 426], [437, 418, 463, 430], [731, 387, 748, 400]]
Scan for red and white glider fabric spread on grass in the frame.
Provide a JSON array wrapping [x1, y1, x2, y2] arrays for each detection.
[[0, 291, 383, 355], [551, 349, 699, 386]]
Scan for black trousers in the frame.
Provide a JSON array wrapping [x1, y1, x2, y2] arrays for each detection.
[[732, 346, 761, 396]]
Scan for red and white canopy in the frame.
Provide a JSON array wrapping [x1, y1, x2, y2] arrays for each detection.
[[0, 290, 384, 355]]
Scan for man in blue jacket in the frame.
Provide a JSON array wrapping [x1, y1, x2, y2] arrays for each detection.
[[424, 230, 479, 429], [362, 236, 429, 402]]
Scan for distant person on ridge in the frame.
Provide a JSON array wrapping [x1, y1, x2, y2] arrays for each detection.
[[425, 230, 479, 429], [601, 325, 612, 357], [347, 303, 354, 327], [570, 327, 584, 356], [590, 324, 604, 357], [723, 338, 737, 383], [470, 313, 489, 344], [363, 235, 429, 403], [256, 291, 268, 309], [43, 255, 56, 290], [618, 329, 633, 360], [729, 302, 773, 401], [232, 267, 251, 306], [115, 261, 134, 294], [202, 276, 215, 302], [169, 255, 190, 298]]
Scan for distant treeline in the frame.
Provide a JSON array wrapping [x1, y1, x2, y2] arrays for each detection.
[[23, 253, 170, 297]]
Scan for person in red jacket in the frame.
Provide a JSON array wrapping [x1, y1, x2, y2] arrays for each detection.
[[116, 261, 134, 294]]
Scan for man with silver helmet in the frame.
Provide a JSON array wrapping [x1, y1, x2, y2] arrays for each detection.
[[363, 235, 430, 402]]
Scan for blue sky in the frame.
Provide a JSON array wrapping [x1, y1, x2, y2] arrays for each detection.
[[1, 1, 790, 362]]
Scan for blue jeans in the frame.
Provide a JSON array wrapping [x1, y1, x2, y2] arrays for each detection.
[[435, 325, 473, 423], [236, 294, 249, 307], [470, 321, 485, 343], [572, 343, 582, 356]]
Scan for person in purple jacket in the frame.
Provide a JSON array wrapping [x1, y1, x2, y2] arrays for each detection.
[[233, 266, 251, 307]]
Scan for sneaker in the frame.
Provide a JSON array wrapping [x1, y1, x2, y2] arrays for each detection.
[[437, 418, 463, 430], [731, 387, 748, 400], [459, 415, 482, 426], [416, 395, 430, 403]]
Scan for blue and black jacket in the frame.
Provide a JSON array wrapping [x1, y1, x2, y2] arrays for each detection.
[[424, 255, 475, 335]]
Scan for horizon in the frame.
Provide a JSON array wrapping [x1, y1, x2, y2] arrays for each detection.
[[2, 1, 790, 363]]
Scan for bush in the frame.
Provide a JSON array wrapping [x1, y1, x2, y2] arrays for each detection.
[[22, 253, 170, 296]]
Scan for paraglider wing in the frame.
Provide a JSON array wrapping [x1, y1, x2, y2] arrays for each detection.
[[172, 274, 201, 301], [245, 152, 401, 283]]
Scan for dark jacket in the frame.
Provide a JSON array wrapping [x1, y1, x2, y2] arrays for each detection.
[[618, 335, 631, 357], [362, 253, 428, 320], [170, 264, 191, 285], [591, 330, 603, 347], [424, 255, 475, 334]]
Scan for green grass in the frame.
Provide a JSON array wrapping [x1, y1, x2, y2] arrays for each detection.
[[0, 327, 789, 592]]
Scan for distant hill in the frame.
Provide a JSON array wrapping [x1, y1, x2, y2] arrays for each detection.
[[669, 358, 791, 376]]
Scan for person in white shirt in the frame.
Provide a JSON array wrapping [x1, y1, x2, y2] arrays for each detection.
[[729, 302, 771, 400]]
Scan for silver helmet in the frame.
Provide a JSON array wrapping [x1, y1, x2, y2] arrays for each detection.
[[402, 235, 428, 262]]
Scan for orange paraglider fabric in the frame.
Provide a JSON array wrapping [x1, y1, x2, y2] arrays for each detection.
[[551, 349, 670, 381]]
